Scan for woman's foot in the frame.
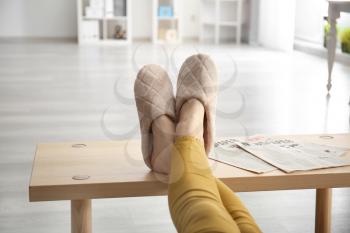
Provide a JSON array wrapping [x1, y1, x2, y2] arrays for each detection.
[[134, 64, 175, 173], [176, 99, 205, 141], [151, 115, 175, 174], [176, 54, 218, 154]]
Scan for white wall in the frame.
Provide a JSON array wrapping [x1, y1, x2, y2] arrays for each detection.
[[0, 0, 24, 37], [0, 0, 200, 40], [294, 0, 327, 44], [294, 0, 350, 44], [131, 0, 152, 39], [258, 0, 296, 51], [0, 0, 77, 38]]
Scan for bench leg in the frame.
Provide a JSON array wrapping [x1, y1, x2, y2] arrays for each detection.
[[315, 188, 332, 233], [71, 199, 92, 233]]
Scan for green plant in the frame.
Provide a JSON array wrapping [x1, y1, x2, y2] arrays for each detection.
[[324, 23, 331, 34], [323, 22, 340, 48], [340, 28, 350, 54], [324, 23, 330, 48]]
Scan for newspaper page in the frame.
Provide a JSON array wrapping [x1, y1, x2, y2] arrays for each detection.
[[235, 137, 350, 173], [211, 138, 277, 174]]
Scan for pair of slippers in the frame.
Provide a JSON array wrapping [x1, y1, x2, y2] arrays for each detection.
[[134, 54, 218, 173]]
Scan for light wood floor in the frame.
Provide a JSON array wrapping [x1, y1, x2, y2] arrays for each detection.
[[0, 41, 350, 233]]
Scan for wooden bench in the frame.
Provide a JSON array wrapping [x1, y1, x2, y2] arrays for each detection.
[[29, 134, 350, 233]]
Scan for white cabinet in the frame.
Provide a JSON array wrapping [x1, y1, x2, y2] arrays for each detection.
[[77, 0, 132, 45], [152, 0, 182, 43], [81, 20, 100, 42], [200, 0, 243, 44]]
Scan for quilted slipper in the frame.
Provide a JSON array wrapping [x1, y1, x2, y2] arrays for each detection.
[[176, 54, 218, 155], [134, 64, 175, 170]]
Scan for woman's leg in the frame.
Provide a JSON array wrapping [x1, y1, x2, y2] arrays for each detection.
[[168, 99, 240, 233], [216, 179, 262, 233]]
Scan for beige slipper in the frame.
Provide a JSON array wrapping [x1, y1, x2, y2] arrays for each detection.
[[134, 64, 175, 169], [176, 54, 218, 155]]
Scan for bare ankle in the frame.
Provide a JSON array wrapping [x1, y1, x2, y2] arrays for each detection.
[[176, 99, 204, 140]]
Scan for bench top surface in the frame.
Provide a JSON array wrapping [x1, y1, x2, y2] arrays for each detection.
[[29, 134, 350, 202]]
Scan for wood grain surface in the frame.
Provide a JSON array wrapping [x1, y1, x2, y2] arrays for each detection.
[[29, 134, 350, 201]]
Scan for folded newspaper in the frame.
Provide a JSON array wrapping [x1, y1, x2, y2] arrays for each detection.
[[212, 136, 350, 173], [211, 138, 276, 173]]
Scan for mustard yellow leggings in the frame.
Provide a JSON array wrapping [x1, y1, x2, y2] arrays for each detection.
[[168, 136, 262, 233]]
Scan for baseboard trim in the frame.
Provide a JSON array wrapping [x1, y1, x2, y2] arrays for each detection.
[[294, 39, 350, 66], [0, 37, 77, 44], [0, 37, 201, 45]]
